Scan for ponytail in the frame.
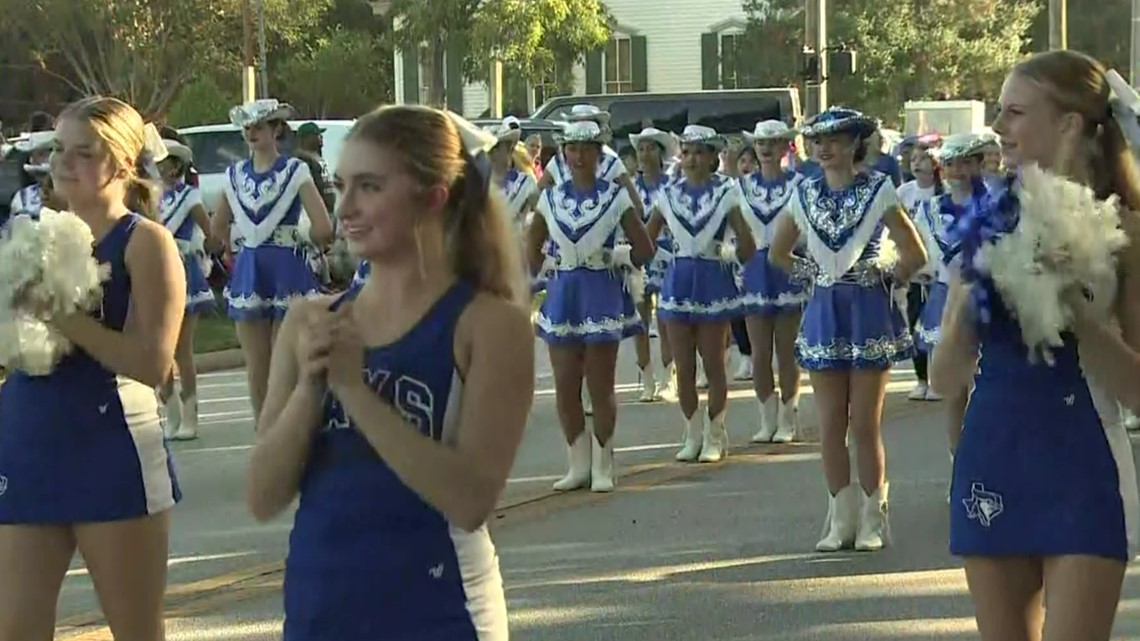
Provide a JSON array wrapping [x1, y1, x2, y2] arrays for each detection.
[[1093, 116, 1140, 214], [445, 148, 527, 306]]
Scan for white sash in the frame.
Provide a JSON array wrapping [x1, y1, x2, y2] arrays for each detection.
[[538, 178, 630, 267], [11, 185, 42, 216], [502, 171, 537, 217], [161, 184, 202, 238], [224, 157, 311, 248], [656, 176, 740, 258], [789, 173, 898, 281], [740, 172, 801, 250]]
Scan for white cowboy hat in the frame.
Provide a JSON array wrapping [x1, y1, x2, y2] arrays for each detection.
[[485, 117, 523, 145], [229, 99, 296, 128], [742, 120, 797, 143], [13, 131, 54, 154], [161, 139, 194, 164], [629, 127, 677, 156], [555, 121, 607, 145], [678, 124, 726, 150], [938, 133, 988, 162], [566, 105, 611, 125]]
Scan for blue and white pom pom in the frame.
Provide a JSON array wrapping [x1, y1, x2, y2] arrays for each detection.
[[0, 208, 110, 375]]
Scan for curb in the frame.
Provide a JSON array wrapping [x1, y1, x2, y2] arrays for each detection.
[[194, 349, 244, 373]]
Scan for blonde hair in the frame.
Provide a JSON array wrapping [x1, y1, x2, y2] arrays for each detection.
[[512, 142, 535, 178], [1013, 51, 1140, 213], [348, 105, 527, 305], [59, 96, 160, 218]]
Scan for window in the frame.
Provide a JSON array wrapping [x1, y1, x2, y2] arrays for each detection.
[[417, 45, 431, 103], [533, 61, 566, 107], [603, 37, 633, 94], [720, 32, 742, 90]]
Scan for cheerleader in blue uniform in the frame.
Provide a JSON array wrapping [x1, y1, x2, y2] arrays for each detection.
[[932, 51, 1140, 640], [629, 127, 678, 402], [0, 98, 184, 639], [738, 120, 808, 445], [6, 131, 57, 223], [249, 105, 532, 641], [156, 139, 217, 442], [529, 121, 654, 493], [769, 108, 926, 552], [209, 99, 334, 425], [647, 125, 755, 464]]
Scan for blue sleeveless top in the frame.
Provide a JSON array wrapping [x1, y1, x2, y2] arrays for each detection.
[[283, 280, 507, 641]]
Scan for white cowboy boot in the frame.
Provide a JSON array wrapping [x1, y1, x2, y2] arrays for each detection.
[[638, 363, 657, 402], [162, 387, 182, 440], [552, 431, 592, 491], [696, 354, 709, 389], [590, 433, 615, 493], [733, 350, 753, 381], [582, 387, 593, 416], [772, 394, 799, 443], [172, 394, 199, 441], [675, 410, 704, 462], [855, 482, 891, 551], [750, 393, 781, 443], [658, 362, 678, 402], [698, 409, 728, 463], [816, 484, 859, 552]]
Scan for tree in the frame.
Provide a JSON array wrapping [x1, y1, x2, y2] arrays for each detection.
[[825, 0, 1038, 123], [276, 28, 394, 117], [1026, 0, 1130, 76], [2, 0, 333, 119], [165, 77, 235, 127], [384, 0, 479, 106], [739, 0, 806, 90]]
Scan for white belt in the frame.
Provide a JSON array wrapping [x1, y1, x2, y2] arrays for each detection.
[[238, 225, 304, 249], [557, 251, 610, 271]]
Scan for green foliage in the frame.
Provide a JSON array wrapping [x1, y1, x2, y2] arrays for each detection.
[[277, 28, 393, 117], [738, 0, 805, 89], [165, 77, 235, 127]]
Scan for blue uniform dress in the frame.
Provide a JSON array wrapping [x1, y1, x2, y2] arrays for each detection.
[[160, 182, 215, 314], [790, 172, 914, 370], [738, 171, 809, 316], [634, 172, 673, 295], [655, 174, 745, 323], [534, 173, 642, 344], [8, 184, 42, 219], [0, 213, 181, 523], [223, 156, 321, 320], [284, 281, 507, 640]]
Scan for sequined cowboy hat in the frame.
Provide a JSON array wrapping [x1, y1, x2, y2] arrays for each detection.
[[229, 99, 296, 128], [978, 130, 1000, 150], [555, 121, 607, 145], [678, 124, 726, 150], [742, 120, 797, 144], [161, 139, 194, 164], [800, 107, 878, 139], [565, 104, 611, 126], [937, 133, 989, 162], [484, 116, 523, 145], [15, 131, 55, 173], [628, 127, 678, 156]]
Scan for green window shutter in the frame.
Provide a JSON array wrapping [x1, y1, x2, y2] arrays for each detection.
[[445, 33, 466, 113], [720, 35, 734, 89], [401, 46, 420, 104], [585, 49, 603, 95], [700, 32, 719, 90], [631, 35, 648, 92]]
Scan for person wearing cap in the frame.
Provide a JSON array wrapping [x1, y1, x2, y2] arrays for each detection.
[[769, 106, 927, 553], [209, 99, 334, 425], [530, 120, 654, 494], [295, 122, 335, 213], [646, 124, 756, 465], [737, 120, 808, 445], [155, 138, 218, 442], [628, 127, 679, 402]]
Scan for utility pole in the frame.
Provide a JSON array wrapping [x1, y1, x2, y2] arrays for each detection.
[[816, 0, 828, 113], [1132, 0, 1139, 85], [241, 0, 257, 103], [257, 0, 269, 98], [803, 0, 829, 116], [1048, 0, 1067, 50]]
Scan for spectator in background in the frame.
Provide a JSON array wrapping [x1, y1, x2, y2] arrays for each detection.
[[859, 129, 903, 186], [525, 133, 544, 179], [159, 126, 200, 188], [295, 122, 335, 213]]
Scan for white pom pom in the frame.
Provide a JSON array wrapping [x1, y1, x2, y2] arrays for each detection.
[[985, 165, 1127, 363], [0, 209, 110, 375]]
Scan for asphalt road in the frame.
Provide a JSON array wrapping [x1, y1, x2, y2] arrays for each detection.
[[53, 339, 1140, 640]]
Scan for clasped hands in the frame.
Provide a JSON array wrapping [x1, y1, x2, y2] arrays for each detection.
[[297, 301, 366, 393]]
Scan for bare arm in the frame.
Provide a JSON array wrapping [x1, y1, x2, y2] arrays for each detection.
[[619, 174, 644, 222], [299, 180, 334, 248], [619, 209, 654, 266], [54, 220, 185, 387], [768, 216, 801, 273], [929, 274, 979, 396], [210, 196, 233, 249], [247, 300, 326, 521], [335, 297, 535, 531], [526, 212, 550, 275], [646, 210, 666, 241], [727, 207, 756, 263], [882, 206, 927, 282]]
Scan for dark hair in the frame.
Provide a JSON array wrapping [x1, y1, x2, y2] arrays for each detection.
[[28, 111, 54, 132], [347, 105, 525, 304], [159, 126, 187, 145], [852, 135, 869, 164]]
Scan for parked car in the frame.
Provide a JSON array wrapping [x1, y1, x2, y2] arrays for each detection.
[[177, 119, 354, 214], [532, 89, 803, 152]]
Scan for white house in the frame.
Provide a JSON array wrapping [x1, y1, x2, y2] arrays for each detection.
[[380, 0, 756, 118]]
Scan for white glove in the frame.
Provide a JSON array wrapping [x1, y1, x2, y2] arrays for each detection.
[[610, 244, 634, 269]]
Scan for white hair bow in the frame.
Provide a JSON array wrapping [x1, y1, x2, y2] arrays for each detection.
[[1105, 70, 1140, 151]]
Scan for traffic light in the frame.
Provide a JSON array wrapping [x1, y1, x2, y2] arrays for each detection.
[[830, 45, 857, 76], [800, 47, 820, 82]]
